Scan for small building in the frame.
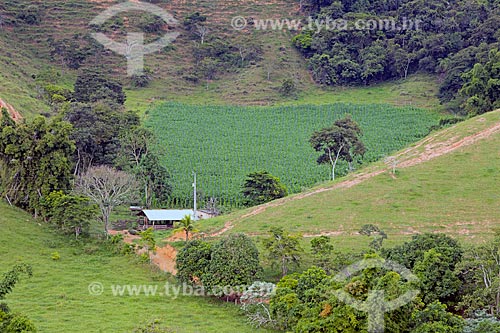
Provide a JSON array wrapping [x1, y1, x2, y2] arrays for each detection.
[[138, 209, 195, 230]]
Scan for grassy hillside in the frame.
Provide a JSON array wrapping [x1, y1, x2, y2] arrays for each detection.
[[0, 203, 273, 333], [146, 102, 440, 207], [201, 111, 500, 249], [0, 1, 442, 115]]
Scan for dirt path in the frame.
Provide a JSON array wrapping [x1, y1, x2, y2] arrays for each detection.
[[108, 230, 178, 275], [210, 119, 500, 237], [0, 98, 22, 122]]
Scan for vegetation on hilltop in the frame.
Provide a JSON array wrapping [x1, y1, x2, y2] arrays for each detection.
[[295, 0, 500, 115]]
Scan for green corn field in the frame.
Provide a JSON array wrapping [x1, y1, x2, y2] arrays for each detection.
[[145, 103, 441, 209]]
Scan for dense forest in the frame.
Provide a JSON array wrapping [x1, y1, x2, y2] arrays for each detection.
[[294, 0, 500, 114]]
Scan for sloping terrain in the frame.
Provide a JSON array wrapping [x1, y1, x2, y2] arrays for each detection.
[[0, 0, 441, 115], [0, 203, 273, 332], [203, 110, 500, 247]]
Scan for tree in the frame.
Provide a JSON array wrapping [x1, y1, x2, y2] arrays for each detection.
[[263, 227, 302, 277], [202, 233, 262, 295], [0, 264, 36, 332], [194, 24, 209, 45], [279, 79, 297, 97], [0, 114, 75, 213], [411, 301, 464, 333], [384, 233, 463, 306], [457, 232, 500, 317], [359, 224, 387, 251], [459, 49, 500, 115], [39, 191, 97, 238], [242, 171, 287, 206], [76, 166, 137, 235], [176, 240, 212, 284], [174, 215, 198, 242], [310, 236, 334, 273], [64, 102, 140, 172], [310, 115, 365, 181], [197, 57, 219, 90], [115, 127, 171, 208]]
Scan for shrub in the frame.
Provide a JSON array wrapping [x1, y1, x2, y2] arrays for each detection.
[[176, 240, 212, 284], [202, 234, 262, 296]]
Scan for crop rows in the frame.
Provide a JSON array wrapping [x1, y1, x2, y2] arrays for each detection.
[[146, 103, 441, 208]]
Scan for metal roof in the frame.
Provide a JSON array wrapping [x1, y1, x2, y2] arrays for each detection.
[[142, 210, 194, 221]]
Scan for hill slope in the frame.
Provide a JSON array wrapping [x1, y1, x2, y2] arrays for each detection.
[[0, 0, 441, 115], [203, 111, 500, 247], [0, 203, 272, 333]]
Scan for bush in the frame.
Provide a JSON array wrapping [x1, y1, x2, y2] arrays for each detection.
[[279, 79, 297, 97], [176, 240, 212, 284], [201, 234, 262, 296], [16, 5, 42, 25], [242, 171, 287, 206]]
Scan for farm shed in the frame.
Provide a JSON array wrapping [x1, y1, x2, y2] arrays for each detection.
[[138, 209, 195, 230]]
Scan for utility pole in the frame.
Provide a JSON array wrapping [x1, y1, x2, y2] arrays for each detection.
[[192, 172, 197, 220]]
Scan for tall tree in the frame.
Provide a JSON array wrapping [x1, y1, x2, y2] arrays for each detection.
[[310, 115, 365, 181], [0, 114, 75, 213], [116, 127, 171, 208], [75, 166, 137, 235], [460, 49, 500, 115], [64, 102, 140, 173], [263, 227, 303, 277]]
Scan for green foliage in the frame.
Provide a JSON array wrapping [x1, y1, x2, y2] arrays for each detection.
[[310, 236, 334, 273], [310, 114, 366, 180], [384, 233, 463, 306], [279, 79, 297, 97], [460, 49, 500, 115], [0, 264, 36, 332], [464, 311, 500, 333], [39, 191, 97, 237], [411, 301, 464, 333], [73, 70, 126, 105], [202, 234, 262, 294], [0, 114, 75, 212], [176, 240, 212, 284], [115, 127, 171, 207], [139, 228, 156, 256], [15, 4, 41, 25], [147, 103, 440, 208], [300, 0, 500, 91], [242, 171, 287, 206], [48, 34, 104, 70], [64, 102, 140, 170], [457, 232, 500, 317], [263, 228, 303, 277], [173, 215, 198, 242], [131, 68, 154, 88]]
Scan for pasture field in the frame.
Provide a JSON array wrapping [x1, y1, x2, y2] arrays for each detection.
[[200, 110, 500, 247], [0, 203, 274, 333], [146, 103, 441, 208]]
